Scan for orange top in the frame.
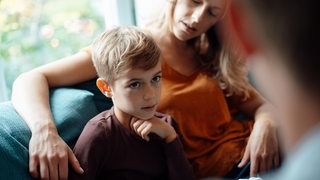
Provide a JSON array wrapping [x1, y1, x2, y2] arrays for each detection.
[[157, 61, 253, 177]]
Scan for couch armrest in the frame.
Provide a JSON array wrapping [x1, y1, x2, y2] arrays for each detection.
[[0, 88, 99, 179]]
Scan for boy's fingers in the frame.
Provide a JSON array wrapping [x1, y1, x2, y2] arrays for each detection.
[[129, 117, 137, 130], [136, 121, 148, 135], [140, 124, 152, 141], [132, 120, 145, 132]]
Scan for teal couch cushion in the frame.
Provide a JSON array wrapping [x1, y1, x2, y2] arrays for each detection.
[[0, 88, 99, 179]]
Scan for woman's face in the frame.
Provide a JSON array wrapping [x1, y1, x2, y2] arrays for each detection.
[[172, 0, 227, 41]]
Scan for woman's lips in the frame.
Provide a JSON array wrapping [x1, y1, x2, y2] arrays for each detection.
[[182, 22, 197, 34]]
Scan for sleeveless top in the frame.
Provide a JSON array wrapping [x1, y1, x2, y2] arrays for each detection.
[[157, 60, 253, 177]]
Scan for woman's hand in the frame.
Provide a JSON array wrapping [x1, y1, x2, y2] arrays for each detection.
[[238, 104, 280, 177], [130, 117, 177, 143], [28, 129, 84, 180]]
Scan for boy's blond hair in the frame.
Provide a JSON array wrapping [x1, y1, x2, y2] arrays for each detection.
[[91, 26, 161, 84]]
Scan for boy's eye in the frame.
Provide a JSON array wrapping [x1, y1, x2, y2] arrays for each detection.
[[152, 75, 161, 83], [129, 82, 140, 89]]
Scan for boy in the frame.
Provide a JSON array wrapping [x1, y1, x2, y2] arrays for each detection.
[[226, 0, 320, 179], [69, 26, 194, 179]]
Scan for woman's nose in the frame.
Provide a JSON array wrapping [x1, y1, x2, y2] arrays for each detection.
[[192, 7, 205, 23]]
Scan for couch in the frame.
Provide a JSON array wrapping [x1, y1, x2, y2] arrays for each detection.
[[0, 79, 112, 179]]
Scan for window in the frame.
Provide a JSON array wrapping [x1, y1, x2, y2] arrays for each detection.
[[0, 0, 105, 99], [0, 0, 164, 101]]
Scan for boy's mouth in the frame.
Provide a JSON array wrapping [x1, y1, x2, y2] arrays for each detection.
[[141, 104, 156, 111]]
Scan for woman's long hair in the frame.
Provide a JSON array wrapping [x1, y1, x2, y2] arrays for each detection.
[[146, 0, 251, 100]]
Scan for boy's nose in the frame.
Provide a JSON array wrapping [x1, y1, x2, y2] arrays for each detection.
[[143, 84, 156, 100]]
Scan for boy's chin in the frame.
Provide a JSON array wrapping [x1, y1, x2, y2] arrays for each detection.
[[135, 114, 155, 121]]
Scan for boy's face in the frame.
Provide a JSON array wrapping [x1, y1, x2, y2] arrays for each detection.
[[110, 60, 162, 121]]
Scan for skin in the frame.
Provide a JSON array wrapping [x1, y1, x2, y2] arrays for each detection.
[[158, 0, 227, 76], [96, 60, 177, 143], [172, 0, 226, 41], [12, 53, 94, 180], [11, 0, 279, 179]]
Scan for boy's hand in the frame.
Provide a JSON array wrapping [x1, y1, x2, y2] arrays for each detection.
[[130, 117, 177, 143]]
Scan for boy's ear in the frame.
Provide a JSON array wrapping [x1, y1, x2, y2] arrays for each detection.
[[222, 2, 257, 57], [96, 78, 113, 98]]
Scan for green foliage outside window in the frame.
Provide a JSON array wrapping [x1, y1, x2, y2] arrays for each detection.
[[0, 0, 105, 97]]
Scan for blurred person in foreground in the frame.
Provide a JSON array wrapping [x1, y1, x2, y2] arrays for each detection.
[[225, 0, 320, 179]]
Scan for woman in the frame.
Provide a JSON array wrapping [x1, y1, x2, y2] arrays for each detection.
[[12, 0, 279, 179]]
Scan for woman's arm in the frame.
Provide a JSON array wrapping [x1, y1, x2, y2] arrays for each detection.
[[232, 87, 280, 177], [11, 50, 97, 180]]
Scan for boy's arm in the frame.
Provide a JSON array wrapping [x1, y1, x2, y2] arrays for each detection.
[[164, 116, 195, 180], [69, 119, 110, 180], [163, 138, 195, 180], [131, 115, 195, 179]]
